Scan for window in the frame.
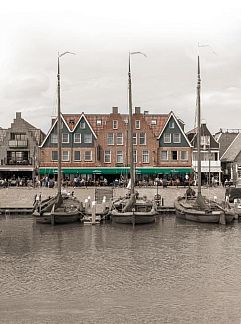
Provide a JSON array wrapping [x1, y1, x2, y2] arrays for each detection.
[[51, 133, 58, 144], [151, 120, 157, 125], [113, 120, 118, 129], [116, 133, 123, 145], [84, 151, 92, 161], [140, 133, 146, 145], [169, 121, 175, 128], [117, 150, 123, 163], [171, 151, 178, 160], [80, 122, 86, 129], [133, 133, 137, 145], [96, 119, 102, 126], [74, 151, 81, 161], [62, 133, 69, 143], [62, 151, 69, 161], [142, 150, 149, 163], [164, 133, 171, 143], [161, 151, 168, 161], [107, 133, 114, 145], [180, 151, 188, 160], [84, 133, 92, 144], [51, 151, 58, 161], [74, 133, 81, 143], [173, 133, 181, 143], [104, 150, 111, 163], [201, 136, 210, 147], [133, 150, 137, 164], [135, 120, 140, 129]]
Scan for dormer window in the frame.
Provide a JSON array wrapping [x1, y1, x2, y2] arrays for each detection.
[[113, 120, 118, 129]]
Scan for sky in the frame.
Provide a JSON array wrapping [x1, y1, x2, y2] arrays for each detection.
[[1, 0, 241, 134]]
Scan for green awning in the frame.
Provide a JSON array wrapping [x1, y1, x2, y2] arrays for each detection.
[[39, 167, 193, 175]]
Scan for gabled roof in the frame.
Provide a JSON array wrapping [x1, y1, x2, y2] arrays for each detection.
[[40, 113, 97, 147], [187, 123, 219, 149], [63, 113, 97, 139], [157, 111, 192, 147], [221, 133, 241, 162]]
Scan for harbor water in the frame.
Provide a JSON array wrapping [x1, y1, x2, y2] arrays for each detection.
[[1, 214, 241, 323]]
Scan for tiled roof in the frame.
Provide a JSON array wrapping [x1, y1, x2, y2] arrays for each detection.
[[217, 132, 238, 158], [221, 133, 241, 162]]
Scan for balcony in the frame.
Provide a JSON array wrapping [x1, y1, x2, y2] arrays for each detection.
[[5, 158, 33, 166], [8, 140, 28, 148], [192, 160, 221, 172]]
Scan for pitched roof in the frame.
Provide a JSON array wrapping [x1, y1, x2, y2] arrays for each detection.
[[216, 132, 239, 157], [221, 133, 241, 162], [157, 111, 192, 146]]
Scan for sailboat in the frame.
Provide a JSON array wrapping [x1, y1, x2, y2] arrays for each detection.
[[33, 53, 83, 225], [174, 57, 235, 224], [110, 53, 157, 225]]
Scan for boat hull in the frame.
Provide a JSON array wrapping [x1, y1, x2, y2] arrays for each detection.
[[174, 198, 234, 224], [111, 210, 156, 224], [34, 211, 81, 224]]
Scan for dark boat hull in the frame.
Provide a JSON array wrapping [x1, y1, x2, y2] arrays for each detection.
[[111, 210, 156, 224], [34, 212, 80, 224], [174, 198, 234, 224]]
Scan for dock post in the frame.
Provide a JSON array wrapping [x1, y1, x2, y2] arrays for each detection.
[[91, 201, 96, 224], [219, 213, 226, 225]]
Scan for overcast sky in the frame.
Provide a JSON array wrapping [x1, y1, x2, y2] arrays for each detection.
[[1, 0, 241, 134]]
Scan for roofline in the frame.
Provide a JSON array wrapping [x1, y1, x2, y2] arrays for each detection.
[[220, 132, 240, 160], [157, 112, 192, 147]]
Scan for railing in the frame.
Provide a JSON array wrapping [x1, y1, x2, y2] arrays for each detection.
[[8, 140, 28, 148], [5, 158, 33, 165]]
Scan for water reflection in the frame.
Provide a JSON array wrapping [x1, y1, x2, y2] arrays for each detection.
[[0, 215, 241, 323]]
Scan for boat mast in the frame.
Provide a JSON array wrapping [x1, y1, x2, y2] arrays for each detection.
[[128, 53, 135, 195], [197, 56, 201, 197], [57, 54, 62, 196]]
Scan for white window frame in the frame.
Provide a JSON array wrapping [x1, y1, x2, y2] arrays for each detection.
[[151, 119, 157, 125], [51, 150, 58, 161], [139, 132, 146, 145], [84, 151, 92, 161], [74, 133, 81, 143], [133, 133, 137, 145], [169, 121, 175, 128], [180, 150, 188, 160], [142, 150, 149, 163], [96, 119, 102, 126], [62, 133, 69, 143], [161, 150, 168, 161], [104, 150, 111, 163], [107, 133, 114, 145], [113, 120, 118, 129], [173, 133, 181, 143], [164, 133, 171, 143], [51, 133, 58, 144], [116, 133, 123, 145], [73, 151, 81, 161], [135, 120, 140, 129], [62, 150, 70, 161], [84, 133, 92, 144], [116, 150, 123, 163]]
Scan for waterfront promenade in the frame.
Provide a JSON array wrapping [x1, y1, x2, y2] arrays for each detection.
[[0, 185, 226, 209]]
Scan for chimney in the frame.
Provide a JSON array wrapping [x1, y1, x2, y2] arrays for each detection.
[[144, 110, 149, 115], [16, 112, 22, 119], [112, 107, 118, 114], [135, 107, 141, 114]]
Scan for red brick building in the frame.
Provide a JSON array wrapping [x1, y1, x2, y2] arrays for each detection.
[[39, 107, 193, 183]]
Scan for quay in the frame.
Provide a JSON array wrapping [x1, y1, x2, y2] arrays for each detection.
[[0, 186, 227, 215]]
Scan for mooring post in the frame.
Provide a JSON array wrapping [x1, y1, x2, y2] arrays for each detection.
[[91, 201, 96, 224]]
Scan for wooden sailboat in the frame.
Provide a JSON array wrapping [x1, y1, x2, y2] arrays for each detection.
[[174, 57, 235, 224], [110, 53, 157, 225], [33, 53, 83, 224]]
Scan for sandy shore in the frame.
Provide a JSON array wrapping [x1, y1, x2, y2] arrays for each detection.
[[0, 185, 227, 208]]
